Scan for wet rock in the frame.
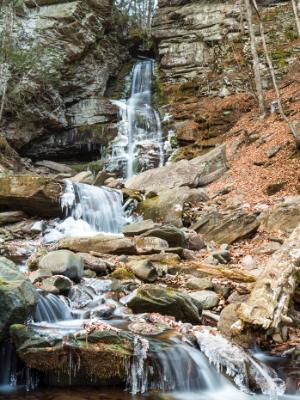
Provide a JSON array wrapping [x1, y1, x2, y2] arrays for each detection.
[[186, 277, 214, 291], [40, 275, 73, 295], [0, 211, 27, 226], [138, 186, 208, 227], [126, 145, 227, 192], [59, 235, 136, 255], [135, 237, 169, 254], [192, 209, 260, 244], [141, 226, 186, 248], [260, 196, 300, 233], [190, 290, 219, 310], [0, 176, 62, 217], [128, 259, 158, 282], [123, 284, 202, 324], [122, 220, 156, 236], [0, 257, 38, 340], [11, 324, 134, 386], [38, 250, 84, 282]]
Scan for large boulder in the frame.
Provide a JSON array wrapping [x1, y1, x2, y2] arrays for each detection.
[[138, 186, 208, 227], [0, 257, 38, 340], [192, 209, 260, 244], [10, 324, 134, 386], [125, 145, 227, 192], [38, 250, 84, 282], [122, 220, 157, 236], [122, 284, 202, 324], [0, 176, 62, 217], [260, 196, 300, 233]]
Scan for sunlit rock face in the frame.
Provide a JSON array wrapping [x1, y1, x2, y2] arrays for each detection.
[[1, 0, 132, 159]]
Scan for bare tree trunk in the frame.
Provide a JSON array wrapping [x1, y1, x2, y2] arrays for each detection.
[[244, 0, 266, 116], [291, 0, 300, 37], [147, 0, 153, 29], [252, 0, 300, 149]]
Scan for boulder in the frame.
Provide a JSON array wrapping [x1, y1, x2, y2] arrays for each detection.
[[10, 324, 134, 386], [186, 277, 213, 291], [122, 220, 156, 236], [38, 250, 84, 282], [40, 275, 73, 295], [138, 186, 208, 227], [0, 257, 38, 340], [0, 211, 27, 226], [128, 259, 158, 282], [78, 253, 115, 275], [70, 171, 94, 184], [135, 237, 169, 254], [125, 145, 227, 192], [0, 176, 62, 217], [260, 196, 300, 233], [141, 226, 186, 248], [59, 235, 136, 255], [34, 160, 74, 174], [190, 290, 219, 310], [122, 284, 202, 324], [192, 209, 260, 244]]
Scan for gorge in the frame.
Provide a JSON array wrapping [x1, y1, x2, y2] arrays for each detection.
[[0, 1, 300, 400]]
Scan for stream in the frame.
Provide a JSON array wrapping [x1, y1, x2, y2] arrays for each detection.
[[0, 60, 299, 400]]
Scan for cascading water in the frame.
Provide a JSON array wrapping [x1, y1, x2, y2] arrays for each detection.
[[106, 59, 164, 178], [44, 180, 125, 241]]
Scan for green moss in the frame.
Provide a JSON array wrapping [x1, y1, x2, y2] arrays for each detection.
[[109, 267, 135, 280]]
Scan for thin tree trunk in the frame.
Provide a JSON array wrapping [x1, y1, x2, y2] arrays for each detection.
[[291, 0, 300, 37], [252, 0, 300, 148], [147, 0, 153, 29], [244, 0, 266, 116]]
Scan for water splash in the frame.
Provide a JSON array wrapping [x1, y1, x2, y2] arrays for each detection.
[[34, 293, 72, 323], [107, 59, 164, 178]]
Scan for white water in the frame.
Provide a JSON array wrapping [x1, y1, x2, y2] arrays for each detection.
[[107, 59, 164, 178], [44, 180, 125, 241]]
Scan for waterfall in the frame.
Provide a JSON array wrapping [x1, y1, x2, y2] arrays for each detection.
[[34, 293, 72, 323], [107, 59, 164, 178]]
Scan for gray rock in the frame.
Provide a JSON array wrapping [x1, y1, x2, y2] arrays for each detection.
[[135, 237, 169, 254], [186, 277, 213, 291], [123, 284, 201, 324], [0, 211, 27, 226], [0, 257, 38, 340], [141, 226, 186, 248], [34, 160, 74, 174], [122, 220, 156, 236], [38, 250, 84, 282], [128, 259, 158, 282], [40, 275, 73, 295], [190, 290, 220, 310], [126, 145, 227, 192]]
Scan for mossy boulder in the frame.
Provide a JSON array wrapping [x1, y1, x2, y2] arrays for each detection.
[[11, 324, 134, 386], [123, 284, 202, 324], [0, 257, 38, 340]]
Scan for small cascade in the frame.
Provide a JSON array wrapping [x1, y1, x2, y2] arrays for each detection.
[[34, 293, 72, 323], [60, 180, 125, 235], [107, 59, 164, 178]]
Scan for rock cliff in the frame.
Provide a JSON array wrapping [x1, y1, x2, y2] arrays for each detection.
[[1, 0, 136, 160]]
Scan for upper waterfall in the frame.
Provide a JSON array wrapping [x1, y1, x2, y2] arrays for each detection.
[[106, 59, 164, 178]]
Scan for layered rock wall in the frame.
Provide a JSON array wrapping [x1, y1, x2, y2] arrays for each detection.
[[1, 0, 135, 159]]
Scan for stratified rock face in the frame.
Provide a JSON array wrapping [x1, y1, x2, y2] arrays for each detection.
[[0, 175, 62, 217], [152, 0, 241, 85], [1, 0, 132, 159], [0, 258, 38, 340]]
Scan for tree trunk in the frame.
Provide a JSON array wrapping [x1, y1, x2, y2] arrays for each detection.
[[244, 0, 266, 116], [251, 0, 300, 148], [291, 0, 300, 37], [237, 224, 300, 331]]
